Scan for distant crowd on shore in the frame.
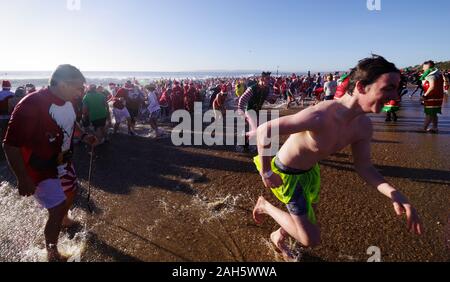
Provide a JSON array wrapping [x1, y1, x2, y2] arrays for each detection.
[[1, 67, 449, 143]]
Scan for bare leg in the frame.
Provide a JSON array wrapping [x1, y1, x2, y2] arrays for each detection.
[[245, 112, 258, 134], [424, 115, 432, 131], [149, 119, 157, 131], [213, 104, 219, 121], [431, 115, 438, 131], [62, 189, 79, 228], [126, 118, 134, 134], [113, 122, 120, 134], [253, 196, 321, 248], [45, 202, 69, 262], [149, 118, 162, 136]]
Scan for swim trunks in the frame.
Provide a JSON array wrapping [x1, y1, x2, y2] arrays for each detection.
[[254, 155, 321, 224]]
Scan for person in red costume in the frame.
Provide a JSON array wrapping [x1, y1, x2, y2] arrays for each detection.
[[184, 82, 198, 114], [2, 65, 97, 262], [213, 84, 228, 120], [171, 81, 185, 112], [420, 60, 444, 133], [159, 88, 172, 121]]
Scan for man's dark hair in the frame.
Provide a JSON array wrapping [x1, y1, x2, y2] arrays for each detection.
[[346, 54, 400, 95], [423, 60, 435, 68], [15, 86, 26, 98], [261, 71, 271, 77], [49, 64, 86, 87]]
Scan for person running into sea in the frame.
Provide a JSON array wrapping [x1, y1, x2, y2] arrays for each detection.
[[171, 81, 185, 112], [237, 72, 276, 153], [184, 82, 198, 114], [2, 65, 98, 262], [159, 87, 172, 122], [82, 84, 111, 144], [112, 87, 135, 135], [213, 84, 228, 121], [312, 86, 324, 105], [252, 55, 422, 260], [208, 83, 222, 110], [145, 84, 163, 137], [286, 75, 300, 109], [125, 83, 145, 130], [235, 79, 246, 98]]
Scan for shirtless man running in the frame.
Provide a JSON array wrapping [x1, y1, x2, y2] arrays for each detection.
[[252, 55, 422, 260]]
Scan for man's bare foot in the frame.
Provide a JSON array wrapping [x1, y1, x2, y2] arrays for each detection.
[[47, 248, 69, 262], [252, 196, 267, 224], [270, 229, 295, 261]]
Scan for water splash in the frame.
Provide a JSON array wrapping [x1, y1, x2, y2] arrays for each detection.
[[0, 181, 88, 262], [194, 194, 242, 224]]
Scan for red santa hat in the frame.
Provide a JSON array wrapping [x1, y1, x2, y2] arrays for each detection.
[[116, 88, 128, 97], [2, 80, 11, 89]]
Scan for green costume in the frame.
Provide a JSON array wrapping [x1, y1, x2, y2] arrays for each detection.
[[82, 90, 108, 122]]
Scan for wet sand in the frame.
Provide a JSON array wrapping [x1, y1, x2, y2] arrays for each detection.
[[1, 94, 449, 262]]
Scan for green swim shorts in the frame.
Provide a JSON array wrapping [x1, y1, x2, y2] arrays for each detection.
[[254, 155, 321, 224]]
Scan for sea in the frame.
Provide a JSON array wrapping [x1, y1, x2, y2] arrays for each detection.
[[0, 70, 300, 90]]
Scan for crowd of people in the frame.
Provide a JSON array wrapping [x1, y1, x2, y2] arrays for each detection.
[[3, 66, 447, 144], [0, 57, 448, 261]]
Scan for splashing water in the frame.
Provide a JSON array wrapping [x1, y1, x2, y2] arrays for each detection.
[[195, 194, 242, 224], [0, 181, 88, 262]]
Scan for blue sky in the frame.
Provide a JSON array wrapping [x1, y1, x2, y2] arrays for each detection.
[[1, 0, 449, 72]]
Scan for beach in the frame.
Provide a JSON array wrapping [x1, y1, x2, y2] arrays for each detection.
[[1, 93, 448, 262]]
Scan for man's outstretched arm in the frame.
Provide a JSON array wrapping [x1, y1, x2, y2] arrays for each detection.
[[351, 133, 423, 235]]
